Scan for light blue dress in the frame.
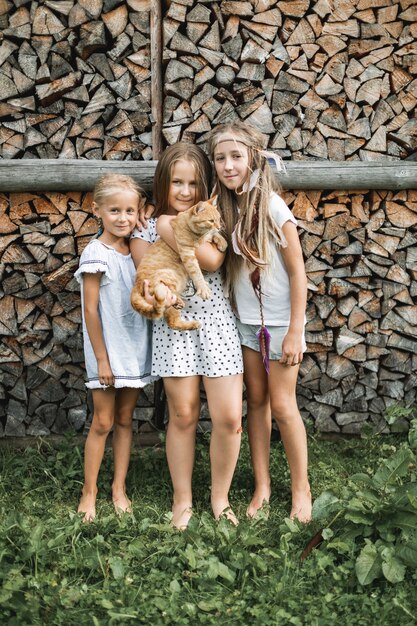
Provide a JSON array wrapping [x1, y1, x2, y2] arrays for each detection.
[[75, 238, 155, 389]]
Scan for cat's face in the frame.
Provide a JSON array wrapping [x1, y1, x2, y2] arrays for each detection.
[[189, 200, 221, 233]]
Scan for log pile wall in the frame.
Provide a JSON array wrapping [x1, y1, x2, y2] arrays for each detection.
[[287, 187, 417, 434], [0, 0, 416, 435], [0, 1, 153, 160], [0, 1, 416, 160], [0, 188, 416, 436], [162, 0, 417, 161]]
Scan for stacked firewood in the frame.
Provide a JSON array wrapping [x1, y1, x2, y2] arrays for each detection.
[[0, 1, 153, 160], [0, 188, 415, 436], [0, 0, 416, 436], [1, 1, 416, 160], [282, 187, 417, 433], [162, 0, 416, 159]]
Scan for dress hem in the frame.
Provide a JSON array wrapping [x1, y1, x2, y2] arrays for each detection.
[[85, 377, 158, 390], [151, 370, 243, 378]]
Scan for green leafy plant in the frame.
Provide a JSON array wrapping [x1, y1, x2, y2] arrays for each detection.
[[311, 419, 417, 586]]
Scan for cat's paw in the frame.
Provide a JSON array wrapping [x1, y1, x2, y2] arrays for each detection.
[[187, 320, 201, 330], [168, 319, 200, 331], [213, 234, 228, 252], [173, 296, 185, 309], [197, 285, 212, 300]]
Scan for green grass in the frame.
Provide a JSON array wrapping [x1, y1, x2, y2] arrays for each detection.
[[0, 432, 416, 626]]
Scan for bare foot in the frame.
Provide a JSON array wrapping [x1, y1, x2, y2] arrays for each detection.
[[78, 489, 97, 523], [172, 503, 193, 530], [212, 502, 239, 526], [290, 489, 312, 523], [112, 491, 132, 516], [246, 487, 271, 519]]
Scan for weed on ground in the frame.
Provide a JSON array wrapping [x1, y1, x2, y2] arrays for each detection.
[[0, 432, 416, 626]]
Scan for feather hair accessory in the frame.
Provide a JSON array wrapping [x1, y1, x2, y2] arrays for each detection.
[[242, 168, 261, 193], [231, 226, 242, 256], [259, 150, 287, 174], [250, 268, 271, 374]]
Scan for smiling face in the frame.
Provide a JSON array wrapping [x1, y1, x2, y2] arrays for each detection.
[[93, 189, 139, 244], [166, 159, 198, 215], [213, 135, 250, 192]]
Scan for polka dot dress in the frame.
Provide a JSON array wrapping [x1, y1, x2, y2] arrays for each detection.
[[152, 270, 243, 378]]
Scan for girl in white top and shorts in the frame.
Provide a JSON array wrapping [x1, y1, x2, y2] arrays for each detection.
[[208, 121, 311, 523]]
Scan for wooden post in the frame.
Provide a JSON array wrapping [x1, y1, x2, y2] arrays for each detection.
[[150, 0, 163, 159]]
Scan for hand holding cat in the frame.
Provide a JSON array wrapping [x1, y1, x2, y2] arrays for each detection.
[[143, 279, 177, 307]]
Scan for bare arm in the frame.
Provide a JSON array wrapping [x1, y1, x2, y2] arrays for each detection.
[[279, 221, 307, 366], [83, 273, 114, 386], [156, 214, 225, 272], [130, 236, 151, 268]]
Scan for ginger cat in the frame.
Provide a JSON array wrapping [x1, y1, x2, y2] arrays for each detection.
[[131, 198, 227, 331]]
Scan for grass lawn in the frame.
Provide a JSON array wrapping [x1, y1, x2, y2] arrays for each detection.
[[0, 430, 416, 626]]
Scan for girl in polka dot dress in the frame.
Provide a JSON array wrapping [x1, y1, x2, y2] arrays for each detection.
[[131, 143, 244, 529]]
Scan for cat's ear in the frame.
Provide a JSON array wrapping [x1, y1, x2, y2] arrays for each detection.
[[208, 195, 217, 206], [193, 202, 205, 214]]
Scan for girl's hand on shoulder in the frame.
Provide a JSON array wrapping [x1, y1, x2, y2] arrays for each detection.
[[136, 202, 155, 231], [97, 358, 115, 387], [280, 330, 304, 367]]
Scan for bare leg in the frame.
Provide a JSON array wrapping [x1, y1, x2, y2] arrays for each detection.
[[78, 388, 115, 521], [112, 388, 140, 514], [164, 376, 201, 529], [243, 347, 272, 518], [204, 374, 243, 524], [269, 361, 311, 522]]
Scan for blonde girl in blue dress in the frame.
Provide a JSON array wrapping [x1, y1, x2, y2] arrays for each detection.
[[75, 174, 153, 521]]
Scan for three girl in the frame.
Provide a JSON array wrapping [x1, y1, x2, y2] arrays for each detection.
[[75, 174, 154, 521], [130, 143, 244, 529], [207, 121, 311, 522], [76, 120, 311, 525]]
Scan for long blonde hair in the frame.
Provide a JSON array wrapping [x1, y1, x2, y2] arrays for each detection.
[[207, 121, 285, 296]]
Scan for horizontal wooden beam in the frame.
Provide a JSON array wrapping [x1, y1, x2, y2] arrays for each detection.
[[0, 160, 416, 192]]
